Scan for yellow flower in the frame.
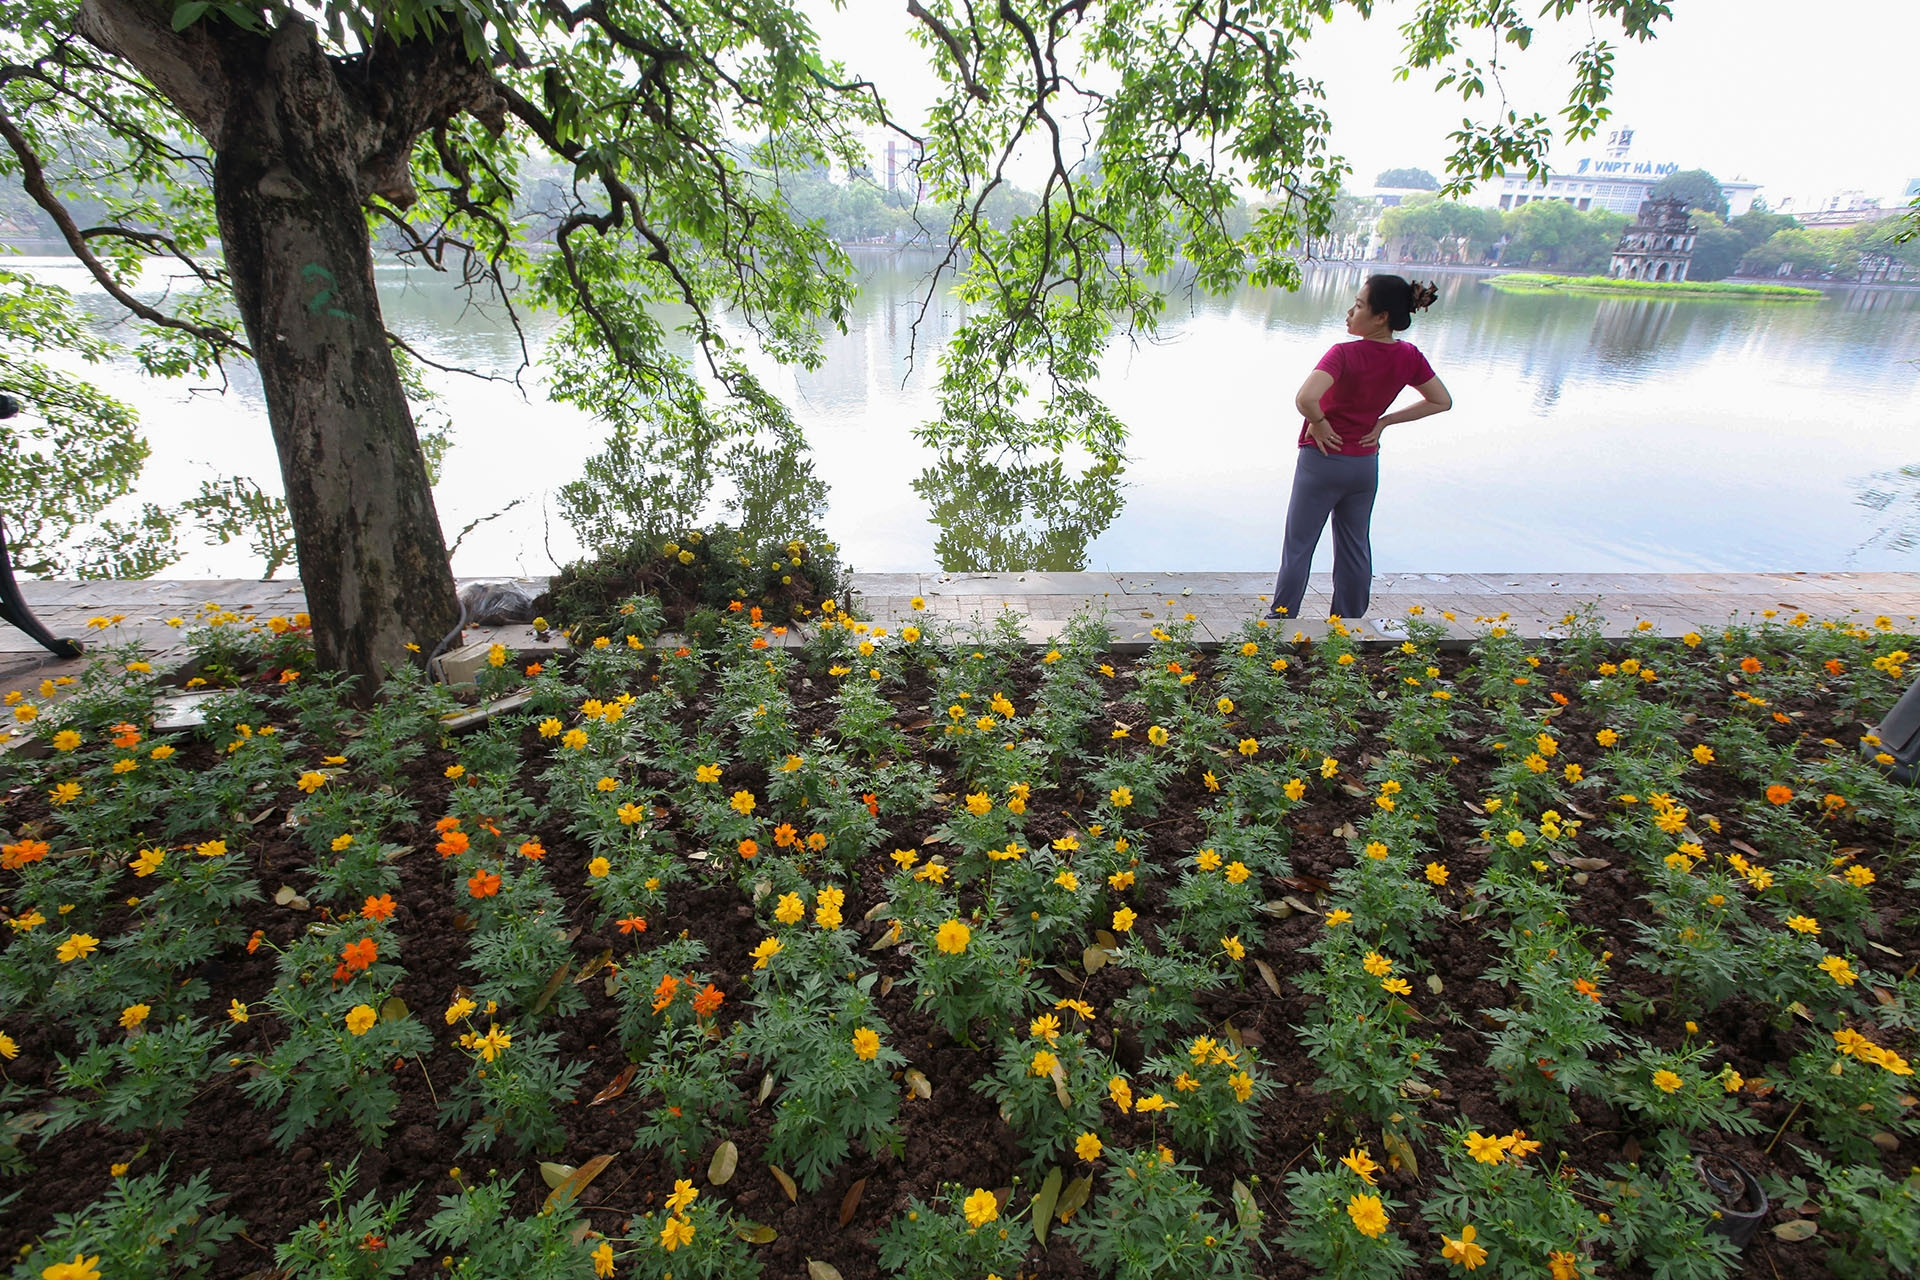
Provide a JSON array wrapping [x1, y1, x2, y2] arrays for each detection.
[[852, 1027, 881, 1060], [1030, 1013, 1061, 1044], [1463, 1131, 1508, 1164], [1785, 915, 1819, 935], [331, 833, 355, 852], [561, 728, 589, 750], [1054, 870, 1079, 892], [1362, 951, 1393, 976], [617, 802, 647, 825], [1651, 1069, 1684, 1093], [537, 718, 562, 738], [936, 920, 971, 954], [1109, 786, 1133, 807], [195, 839, 227, 858], [591, 1240, 614, 1278], [1147, 725, 1169, 746], [1238, 737, 1259, 757], [963, 1187, 999, 1229], [1818, 954, 1858, 986], [774, 893, 806, 925], [1381, 977, 1412, 995], [1108, 1076, 1133, 1111], [345, 1004, 378, 1036], [750, 937, 782, 969], [1196, 849, 1222, 872], [119, 1003, 150, 1029], [659, 1215, 695, 1251], [1843, 864, 1875, 887], [1325, 908, 1352, 928], [1365, 840, 1389, 860], [964, 792, 992, 816], [729, 789, 757, 815], [1425, 862, 1449, 886], [1112, 907, 1137, 932], [1220, 936, 1245, 961], [588, 857, 611, 877], [443, 763, 465, 780], [56, 933, 99, 963], [1596, 728, 1619, 747], [1341, 1147, 1380, 1184], [1346, 1193, 1389, 1238], [1691, 744, 1715, 765], [228, 998, 250, 1024], [1321, 756, 1339, 779], [131, 848, 165, 877], [1440, 1223, 1488, 1270], [1075, 1131, 1102, 1161], [445, 997, 477, 1025], [51, 729, 81, 752], [1283, 778, 1307, 802], [1224, 861, 1249, 884], [1030, 1049, 1060, 1077], [1505, 829, 1527, 849], [0, 1033, 17, 1060], [49, 781, 81, 805], [1134, 1093, 1172, 1113], [1108, 870, 1134, 891], [37, 1254, 102, 1280]]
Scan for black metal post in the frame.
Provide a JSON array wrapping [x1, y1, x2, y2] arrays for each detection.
[[0, 394, 84, 659]]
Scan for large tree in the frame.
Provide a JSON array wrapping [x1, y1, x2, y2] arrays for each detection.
[[1648, 167, 1726, 219], [1, 0, 1669, 685]]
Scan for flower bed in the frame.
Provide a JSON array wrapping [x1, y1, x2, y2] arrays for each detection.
[[1, 598, 1916, 1280]]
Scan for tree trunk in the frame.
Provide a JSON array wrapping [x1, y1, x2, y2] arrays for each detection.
[[75, 4, 476, 692], [211, 25, 459, 690]]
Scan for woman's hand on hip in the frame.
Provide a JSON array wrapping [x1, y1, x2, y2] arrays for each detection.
[[1358, 423, 1384, 448], [1306, 419, 1339, 455]]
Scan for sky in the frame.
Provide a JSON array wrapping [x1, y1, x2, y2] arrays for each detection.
[[805, 0, 1919, 208]]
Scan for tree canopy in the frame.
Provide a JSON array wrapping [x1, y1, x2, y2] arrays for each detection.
[[1375, 166, 1439, 190], [1648, 168, 1727, 219], [2, 0, 1672, 680]]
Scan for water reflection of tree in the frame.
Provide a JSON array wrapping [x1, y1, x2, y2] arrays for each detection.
[[1852, 462, 1920, 558], [913, 450, 1125, 572], [557, 409, 827, 557]]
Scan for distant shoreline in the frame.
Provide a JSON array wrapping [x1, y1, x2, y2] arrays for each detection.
[[1486, 271, 1824, 300]]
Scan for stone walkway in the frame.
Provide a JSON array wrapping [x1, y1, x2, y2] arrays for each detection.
[[2, 571, 1915, 694]]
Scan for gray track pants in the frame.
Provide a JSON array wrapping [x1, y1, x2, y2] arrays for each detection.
[[1270, 446, 1378, 622]]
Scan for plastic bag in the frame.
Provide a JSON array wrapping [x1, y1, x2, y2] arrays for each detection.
[[458, 579, 542, 627]]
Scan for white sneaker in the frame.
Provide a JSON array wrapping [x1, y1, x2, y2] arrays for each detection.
[[1373, 618, 1409, 640]]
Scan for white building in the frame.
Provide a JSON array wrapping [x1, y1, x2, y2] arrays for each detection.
[[1468, 128, 1761, 217], [848, 128, 927, 200]]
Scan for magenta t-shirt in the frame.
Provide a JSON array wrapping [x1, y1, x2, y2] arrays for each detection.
[[1296, 339, 1437, 457]]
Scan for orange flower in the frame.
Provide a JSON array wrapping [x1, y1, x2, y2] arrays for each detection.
[[434, 816, 463, 833], [111, 724, 141, 749], [737, 839, 758, 859], [1740, 656, 1763, 674], [728, 601, 744, 612], [340, 936, 379, 972], [1, 839, 50, 870], [1766, 785, 1794, 805], [524, 663, 543, 677], [692, 984, 724, 1017], [773, 823, 798, 848], [1573, 978, 1601, 1003], [437, 830, 471, 858], [1549, 691, 1569, 706], [246, 929, 265, 954], [617, 916, 647, 935], [467, 869, 502, 898], [518, 839, 545, 860], [862, 792, 879, 817], [749, 605, 764, 624], [361, 894, 397, 922], [805, 832, 827, 852], [651, 973, 680, 1013], [750, 636, 769, 650], [1824, 658, 1844, 675]]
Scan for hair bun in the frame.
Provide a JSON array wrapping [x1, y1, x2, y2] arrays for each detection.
[[1411, 282, 1439, 312]]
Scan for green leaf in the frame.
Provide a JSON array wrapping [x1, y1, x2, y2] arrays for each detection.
[[1030, 1166, 1062, 1245]]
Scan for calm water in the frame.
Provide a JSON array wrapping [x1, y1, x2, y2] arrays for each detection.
[[12, 251, 1920, 577]]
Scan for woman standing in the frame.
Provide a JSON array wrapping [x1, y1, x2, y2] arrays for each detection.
[[1267, 274, 1451, 624]]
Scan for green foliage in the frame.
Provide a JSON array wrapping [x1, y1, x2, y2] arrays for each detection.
[[0, 269, 178, 579], [7, 1163, 243, 1280], [1784, 1154, 1920, 1280], [1649, 169, 1729, 219], [1591, 1132, 1742, 1280], [1280, 1160, 1417, 1280], [1375, 167, 1439, 190], [874, 1184, 1035, 1280], [275, 1157, 429, 1280], [1060, 1146, 1262, 1279], [1498, 201, 1631, 272], [419, 1175, 598, 1280]]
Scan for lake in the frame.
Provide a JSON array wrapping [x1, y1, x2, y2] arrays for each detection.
[[11, 250, 1920, 578]]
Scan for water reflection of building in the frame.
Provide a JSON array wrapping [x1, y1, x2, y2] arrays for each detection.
[[1609, 199, 1695, 282]]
